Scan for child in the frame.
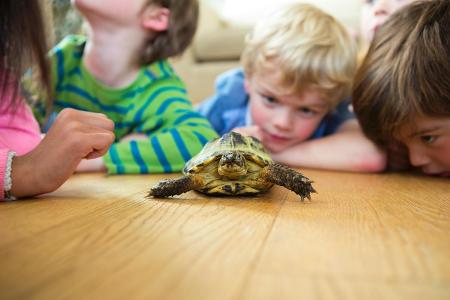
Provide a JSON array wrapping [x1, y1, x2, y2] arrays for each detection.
[[359, 0, 420, 44], [198, 3, 386, 172], [31, 0, 218, 174], [352, 0, 450, 177], [0, 0, 114, 200]]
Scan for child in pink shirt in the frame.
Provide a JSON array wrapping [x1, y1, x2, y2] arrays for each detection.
[[0, 0, 115, 201], [0, 83, 42, 155], [0, 83, 42, 199]]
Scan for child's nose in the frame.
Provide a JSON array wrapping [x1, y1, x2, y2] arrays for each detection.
[[272, 108, 292, 130], [373, 0, 390, 16], [408, 146, 430, 167]]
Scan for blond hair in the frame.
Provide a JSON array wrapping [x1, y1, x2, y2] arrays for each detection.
[[241, 3, 357, 107], [352, 0, 450, 146]]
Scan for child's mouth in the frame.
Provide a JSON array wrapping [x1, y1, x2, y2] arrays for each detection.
[[265, 132, 290, 142], [425, 170, 450, 177]]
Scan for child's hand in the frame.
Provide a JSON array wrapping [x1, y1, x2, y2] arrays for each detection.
[[75, 133, 148, 173], [232, 125, 264, 141], [11, 108, 115, 197]]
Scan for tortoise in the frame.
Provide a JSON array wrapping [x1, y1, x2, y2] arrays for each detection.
[[147, 132, 316, 200]]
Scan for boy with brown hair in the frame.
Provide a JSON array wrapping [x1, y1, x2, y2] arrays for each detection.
[[198, 3, 386, 172], [353, 0, 450, 176], [31, 0, 218, 174]]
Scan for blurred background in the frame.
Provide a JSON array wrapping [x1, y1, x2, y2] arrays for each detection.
[[50, 0, 364, 103]]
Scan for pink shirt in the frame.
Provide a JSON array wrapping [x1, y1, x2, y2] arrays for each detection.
[[0, 85, 42, 200]]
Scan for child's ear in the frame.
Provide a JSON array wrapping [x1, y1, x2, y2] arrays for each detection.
[[141, 6, 170, 32]]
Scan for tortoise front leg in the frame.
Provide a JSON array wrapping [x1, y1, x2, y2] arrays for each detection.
[[147, 175, 203, 198], [261, 163, 316, 201]]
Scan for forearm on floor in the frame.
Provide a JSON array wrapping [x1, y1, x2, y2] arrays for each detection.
[[103, 127, 217, 174], [76, 157, 107, 173], [271, 132, 387, 172]]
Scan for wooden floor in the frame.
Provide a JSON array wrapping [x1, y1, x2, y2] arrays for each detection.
[[0, 170, 448, 300]]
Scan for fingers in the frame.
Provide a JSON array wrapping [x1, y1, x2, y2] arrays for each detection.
[[64, 123, 115, 159], [46, 108, 116, 160], [233, 125, 263, 141], [233, 125, 257, 136], [12, 109, 116, 196], [83, 131, 116, 159], [57, 108, 115, 131]]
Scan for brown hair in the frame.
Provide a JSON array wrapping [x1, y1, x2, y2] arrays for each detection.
[[0, 0, 51, 112], [141, 0, 199, 64], [352, 0, 450, 146]]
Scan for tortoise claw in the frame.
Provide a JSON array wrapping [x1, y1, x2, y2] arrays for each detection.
[[147, 176, 200, 198], [263, 163, 316, 200]]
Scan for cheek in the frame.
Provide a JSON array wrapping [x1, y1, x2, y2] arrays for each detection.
[[440, 154, 450, 169], [74, 0, 136, 19], [434, 141, 450, 169], [291, 118, 322, 140], [360, 13, 374, 42], [72, 0, 101, 10], [249, 100, 270, 127]]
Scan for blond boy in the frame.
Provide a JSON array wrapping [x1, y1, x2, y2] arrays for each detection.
[[198, 3, 385, 172]]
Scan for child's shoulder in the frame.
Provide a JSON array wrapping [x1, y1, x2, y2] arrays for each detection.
[[140, 60, 189, 94], [314, 98, 354, 137], [47, 35, 87, 83], [212, 68, 246, 97], [197, 67, 248, 114], [51, 35, 87, 55], [144, 60, 179, 81], [216, 68, 244, 86]]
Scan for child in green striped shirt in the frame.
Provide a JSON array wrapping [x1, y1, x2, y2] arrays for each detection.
[[31, 0, 218, 174]]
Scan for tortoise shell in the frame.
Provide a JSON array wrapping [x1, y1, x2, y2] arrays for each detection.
[[147, 132, 316, 199], [183, 132, 274, 195]]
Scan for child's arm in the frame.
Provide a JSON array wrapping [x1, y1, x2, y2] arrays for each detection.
[[270, 120, 387, 172], [76, 114, 218, 174], [9, 109, 114, 198], [75, 133, 147, 172], [75, 157, 107, 172], [196, 68, 249, 136], [100, 86, 218, 174]]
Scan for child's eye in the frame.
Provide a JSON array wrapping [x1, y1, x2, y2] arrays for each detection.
[[297, 107, 317, 117], [420, 135, 437, 144], [262, 96, 277, 105]]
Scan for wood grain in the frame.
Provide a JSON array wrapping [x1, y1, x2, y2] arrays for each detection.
[[0, 171, 448, 300]]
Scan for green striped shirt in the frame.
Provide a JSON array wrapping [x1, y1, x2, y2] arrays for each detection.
[[32, 35, 218, 174]]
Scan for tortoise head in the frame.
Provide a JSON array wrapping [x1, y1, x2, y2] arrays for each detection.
[[218, 151, 247, 179]]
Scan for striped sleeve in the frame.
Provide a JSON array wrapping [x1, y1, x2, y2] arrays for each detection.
[[103, 79, 218, 174], [29, 35, 85, 127]]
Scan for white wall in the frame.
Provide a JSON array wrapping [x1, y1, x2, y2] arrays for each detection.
[[207, 0, 362, 29]]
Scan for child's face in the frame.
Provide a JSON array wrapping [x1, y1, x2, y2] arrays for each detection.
[[361, 0, 418, 43], [72, 0, 147, 24], [245, 69, 329, 153], [397, 116, 450, 177]]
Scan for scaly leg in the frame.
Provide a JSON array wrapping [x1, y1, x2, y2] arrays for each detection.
[[261, 163, 316, 201], [147, 175, 203, 198]]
